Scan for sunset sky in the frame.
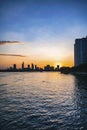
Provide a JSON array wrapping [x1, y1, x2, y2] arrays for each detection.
[[0, 0, 87, 69]]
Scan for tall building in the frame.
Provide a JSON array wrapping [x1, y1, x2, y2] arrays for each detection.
[[74, 36, 87, 66], [31, 64, 34, 70], [13, 64, 16, 70], [22, 62, 24, 70]]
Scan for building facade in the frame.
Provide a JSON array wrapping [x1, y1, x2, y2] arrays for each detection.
[[74, 36, 87, 66]]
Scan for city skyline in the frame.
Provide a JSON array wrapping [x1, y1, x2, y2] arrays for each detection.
[[0, 61, 60, 71], [0, 0, 87, 69]]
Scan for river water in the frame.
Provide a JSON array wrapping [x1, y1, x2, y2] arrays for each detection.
[[0, 72, 87, 130]]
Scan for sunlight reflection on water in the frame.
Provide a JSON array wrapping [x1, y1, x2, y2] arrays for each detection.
[[0, 72, 87, 130]]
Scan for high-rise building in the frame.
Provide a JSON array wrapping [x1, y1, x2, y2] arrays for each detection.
[[22, 62, 24, 70], [31, 64, 34, 70], [13, 64, 16, 70], [35, 65, 37, 70], [74, 36, 87, 66]]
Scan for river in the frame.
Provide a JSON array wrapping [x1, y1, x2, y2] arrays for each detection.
[[0, 72, 87, 130]]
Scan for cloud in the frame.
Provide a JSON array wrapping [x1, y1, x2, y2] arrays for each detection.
[[0, 54, 26, 57], [0, 41, 22, 45]]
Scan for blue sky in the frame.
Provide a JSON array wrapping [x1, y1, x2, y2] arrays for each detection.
[[0, 0, 87, 68]]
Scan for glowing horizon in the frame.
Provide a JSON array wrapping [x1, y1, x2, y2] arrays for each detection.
[[0, 54, 73, 69]]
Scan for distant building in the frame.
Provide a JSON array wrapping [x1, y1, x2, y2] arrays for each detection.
[[28, 64, 30, 69], [13, 64, 16, 70], [55, 65, 59, 71], [22, 62, 24, 70], [74, 36, 87, 66], [35, 65, 37, 69], [44, 65, 54, 71], [31, 64, 34, 70]]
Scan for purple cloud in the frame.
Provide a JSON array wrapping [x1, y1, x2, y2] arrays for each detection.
[[0, 54, 26, 57]]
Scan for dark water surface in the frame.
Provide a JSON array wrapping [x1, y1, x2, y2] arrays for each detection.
[[0, 72, 87, 130]]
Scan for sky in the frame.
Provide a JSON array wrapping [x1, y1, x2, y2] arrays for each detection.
[[0, 0, 87, 69]]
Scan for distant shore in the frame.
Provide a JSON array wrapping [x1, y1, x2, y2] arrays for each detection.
[[61, 71, 87, 76]]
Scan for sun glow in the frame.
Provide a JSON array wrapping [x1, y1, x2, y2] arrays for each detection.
[[54, 62, 62, 68]]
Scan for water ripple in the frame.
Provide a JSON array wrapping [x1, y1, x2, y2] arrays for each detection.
[[0, 72, 87, 130]]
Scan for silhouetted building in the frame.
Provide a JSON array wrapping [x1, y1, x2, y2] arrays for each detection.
[[74, 36, 87, 66], [35, 65, 37, 69], [44, 65, 54, 71], [13, 64, 16, 70], [28, 64, 30, 69], [35, 65, 40, 71], [27, 64, 31, 71], [9, 67, 13, 70], [31, 64, 34, 70], [22, 62, 24, 70], [35, 65, 37, 70], [55, 65, 59, 71]]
